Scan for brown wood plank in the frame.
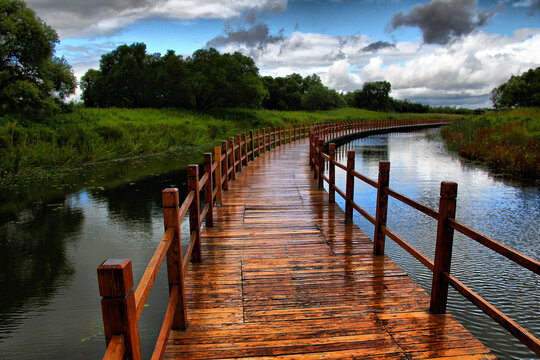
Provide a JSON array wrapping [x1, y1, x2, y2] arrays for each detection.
[[164, 137, 495, 360]]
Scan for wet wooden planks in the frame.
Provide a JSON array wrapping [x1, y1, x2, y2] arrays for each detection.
[[165, 139, 495, 360]]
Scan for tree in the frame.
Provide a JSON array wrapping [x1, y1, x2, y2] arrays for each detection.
[[491, 67, 540, 109], [351, 81, 392, 111], [185, 48, 266, 110], [82, 46, 266, 110], [0, 0, 76, 117], [301, 83, 344, 111]]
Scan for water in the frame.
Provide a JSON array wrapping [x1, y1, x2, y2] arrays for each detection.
[[0, 150, 200, 359], [328, 129, 539, 359], [0, 130, 538, 359]]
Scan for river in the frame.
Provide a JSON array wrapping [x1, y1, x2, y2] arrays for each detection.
[[0, 149, 200, 359], [0, 129, 538, 359], [329, 129, 539, 359]]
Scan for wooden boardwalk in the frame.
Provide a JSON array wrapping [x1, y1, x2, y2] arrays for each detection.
[[163, 138, 495, 360]]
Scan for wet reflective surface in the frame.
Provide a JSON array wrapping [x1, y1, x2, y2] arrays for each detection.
[[0, 151, 199, 359], [330, 129, 539, 359]]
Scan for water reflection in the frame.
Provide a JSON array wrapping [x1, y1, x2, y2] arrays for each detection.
[[0, 148, 203, 359], [331, 130, 539, 359], [0, 199, 82, 340]]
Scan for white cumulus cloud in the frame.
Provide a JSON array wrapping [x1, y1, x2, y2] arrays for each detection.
[[238, 29, 540, 107], [27, 0, 287, 38]]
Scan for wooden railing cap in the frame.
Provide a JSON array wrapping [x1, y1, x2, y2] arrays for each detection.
[[187, 164, 199, 176], [97, 258, 133, 297], [440, 181, 458, 198], [162, 188, 179, 207], [379, 161, 390, 173]]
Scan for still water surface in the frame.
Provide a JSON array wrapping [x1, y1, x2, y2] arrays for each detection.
[[0, 151, 197, 359], [0, 130, 538, 359], [329, 129, 539, 359]]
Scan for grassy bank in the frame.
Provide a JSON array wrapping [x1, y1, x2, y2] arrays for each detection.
[[441, 108, 540, 179], [0, 106, 454, 180]]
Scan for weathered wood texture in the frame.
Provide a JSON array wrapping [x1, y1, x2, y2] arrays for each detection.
[[164, 138, 494, 360]]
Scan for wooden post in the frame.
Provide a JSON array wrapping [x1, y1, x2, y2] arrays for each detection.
[[162, 189, 188, 329], [329, 143, 336, 203], [242, 132, 248, 166], [373, 161, 390, 255], [318, 139, 324, 189], [236, 134, 243, 172], [228, 137, 236, 180], [97, 259, 142, 360], [187, 165, 201, 262], [262, 128, 266, 153], [430, 181, 458, 314], [203, 153, 214, 227], [256, 129, 260, 157], [344, 151, 355, 223], [214, 147, 222, 205], [289, 125, 292, 143], [312, 136, 318, 177], [249, 130, 255, 161], [221, 141, 229, 191]]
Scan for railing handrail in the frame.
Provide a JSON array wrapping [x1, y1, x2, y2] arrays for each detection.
[[309, 120, 539, 356]]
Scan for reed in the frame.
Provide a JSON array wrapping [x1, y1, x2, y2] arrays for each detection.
[[441, 108, 540, 179], [0, 106, 457, 177]]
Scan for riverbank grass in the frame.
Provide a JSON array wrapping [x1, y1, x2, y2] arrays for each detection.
[[0, 107, 454, 179], [441, 108, 540, 178]]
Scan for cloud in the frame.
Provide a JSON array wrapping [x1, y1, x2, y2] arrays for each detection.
[[512, 0, 540, 14], [26, 0, 287, 38], [530, 0, 540, 14], [361, 41, 396, 52], [387, 0, 494, 45], [215, 32, 372, 68], [206, 23, 284, 49], [232, 28, 540, 107]]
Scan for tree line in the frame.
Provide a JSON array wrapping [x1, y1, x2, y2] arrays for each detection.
[[81, 42, 472, 114], [2, 0, 539, 120], [81, 43, 347, 111]]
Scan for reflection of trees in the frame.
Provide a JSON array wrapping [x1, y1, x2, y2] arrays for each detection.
[[88, 168, 190, 223], [335, 137, 389, 167], [0, 199, 83, 338]]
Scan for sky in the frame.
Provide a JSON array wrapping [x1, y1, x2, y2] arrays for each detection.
[[27, 0, 540, 108]]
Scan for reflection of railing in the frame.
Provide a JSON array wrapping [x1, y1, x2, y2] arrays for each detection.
[[96, 124, 309, 360], [310, 121, 540, 356]]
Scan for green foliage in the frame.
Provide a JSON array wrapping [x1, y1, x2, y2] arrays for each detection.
[[81, 45, 266, 110], [349, 81, 392, 111], [0, 0, 76, 118], [491, 67, 540, 110], [301, 83, 345, 111], [262, 73, 344, 111], [441, 108, 540, 178], [0, 106, 454, 176]]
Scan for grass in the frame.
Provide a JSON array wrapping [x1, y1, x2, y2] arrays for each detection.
[[0, 106, 456, 180], [440, 108, 540, 179]]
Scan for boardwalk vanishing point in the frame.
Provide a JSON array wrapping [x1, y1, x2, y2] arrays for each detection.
[[97, 121, 540, 360]]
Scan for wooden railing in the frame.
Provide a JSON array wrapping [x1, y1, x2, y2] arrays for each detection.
[[309, 120, 540, 356], [97, 124, 309, 360]]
